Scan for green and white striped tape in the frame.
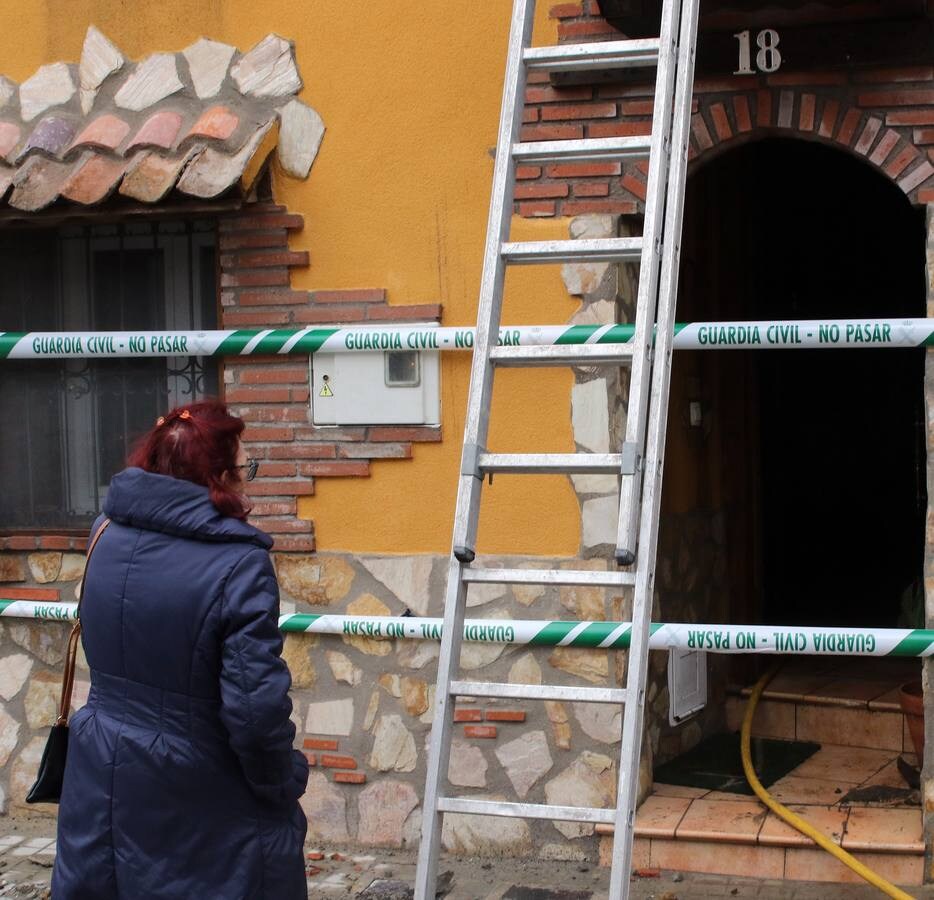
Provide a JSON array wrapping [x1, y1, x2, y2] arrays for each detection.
[[2, 599, 931, 657], [0, 319, 929, 359]]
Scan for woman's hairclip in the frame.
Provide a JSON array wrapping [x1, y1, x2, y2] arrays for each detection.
[[156, 409, 193, 427]]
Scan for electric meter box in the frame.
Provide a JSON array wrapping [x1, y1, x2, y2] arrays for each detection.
[[311, 326, 441, 426]]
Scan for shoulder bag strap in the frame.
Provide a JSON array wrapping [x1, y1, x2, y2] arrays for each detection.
[[56, 517, 111, 726]]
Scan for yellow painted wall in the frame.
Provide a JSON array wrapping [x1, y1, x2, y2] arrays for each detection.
[[0, 1, 583, 557]]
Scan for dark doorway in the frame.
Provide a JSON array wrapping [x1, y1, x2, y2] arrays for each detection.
[[671, 138, 925, 630]]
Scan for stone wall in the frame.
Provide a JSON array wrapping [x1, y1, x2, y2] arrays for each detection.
[[0, 548, 638, 859]]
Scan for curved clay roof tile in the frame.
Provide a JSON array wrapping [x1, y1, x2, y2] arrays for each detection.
[[184, 105, 239, 143], [126, 110, 184, 153], [119, 145, 201, 203], [67, 113, 131, 156], [0, 122, 21, 160], [8, 154, 79, 211], [61, 153, 128, 205], [15, 116, 77, 163]]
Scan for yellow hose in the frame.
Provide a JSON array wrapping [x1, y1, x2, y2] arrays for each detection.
[[741, 667, 915, 900]]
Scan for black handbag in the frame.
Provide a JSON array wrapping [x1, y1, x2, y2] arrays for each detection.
[[26, 518, 110, 804]]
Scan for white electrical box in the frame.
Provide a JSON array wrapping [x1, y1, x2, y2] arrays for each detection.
[[668, 648, 707, 725], [311, 326, 441, 426]]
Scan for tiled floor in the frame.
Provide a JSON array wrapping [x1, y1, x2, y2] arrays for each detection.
[[726, 658, 921, 752], [617, 658, 925, 884]]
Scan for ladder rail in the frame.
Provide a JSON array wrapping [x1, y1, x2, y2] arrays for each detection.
[[413, 1, 534, 896], [613, 0, 682, 566], [415, 2, 700, 898], [609, 1, 700, 897]]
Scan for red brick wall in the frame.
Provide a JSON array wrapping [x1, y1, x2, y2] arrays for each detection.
[[517, 4, 934, 216], [218, 202, 443, 552]]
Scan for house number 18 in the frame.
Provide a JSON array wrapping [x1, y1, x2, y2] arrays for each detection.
[[734, 29, 782, 74]]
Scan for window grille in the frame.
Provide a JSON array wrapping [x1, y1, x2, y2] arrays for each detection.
[[0, 220, 218, 529]]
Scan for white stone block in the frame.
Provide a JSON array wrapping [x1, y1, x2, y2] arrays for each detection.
[[114, 54, 183, 111], [0, 706, 19, 768], [573, 702, 622, 743], [0, 76, 15, 110], [305, 698, 354, 736], [231, 34, 301, 97], [361, 555, 434, 616], [570, 472, 619, 495], [277, 99, 325, 179], [494, 730, 553, 798], [19, 63, 75, 122], [571, 377, 610, 452], [369, 714, 417, 772], [568, 298, 617, 327], [183, 37, 236, 99], [570, 214, 617, 240], [582, 494, 619, 549], [448, 740, 488, 788], [79, 26, 124, 113], [0, 653, 32, 701], [441, 794, 532, 855], [562, 261, 611, 296]]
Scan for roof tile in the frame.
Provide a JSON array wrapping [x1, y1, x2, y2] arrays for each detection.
[[0, 164, 14, 201], [126, 110, 183, 152], [0, 122, 21, 159], [177, 118, 273, 198], [186, 105, 238, 142], [60, 153, 128, 204], [68, 113, 130, 155], [119, 146, 200, 203], [9, 153, 80, 211], [0, 26, 321, 210], [16, 116, 77, 162]]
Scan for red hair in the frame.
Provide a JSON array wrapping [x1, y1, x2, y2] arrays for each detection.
[[128, 400, 249, 520]]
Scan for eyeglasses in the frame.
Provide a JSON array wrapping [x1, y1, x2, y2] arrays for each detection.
[[234, 458, 259, 482]]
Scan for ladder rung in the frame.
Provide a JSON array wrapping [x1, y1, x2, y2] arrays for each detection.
[[479, 452, 621, 474], [451, 680, 628, 704], [524, 39, 661, 73], [438, 797, 616, 825], [462, 567, 634, 587], [490, 344, 635, 367], [501, 238, 642, 265], [512, 136, 652, 166]]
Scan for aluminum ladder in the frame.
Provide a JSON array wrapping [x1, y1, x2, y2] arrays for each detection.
[[414, 1, 699, 897]]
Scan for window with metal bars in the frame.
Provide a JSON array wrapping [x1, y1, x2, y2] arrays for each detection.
[[0, 220, 218, 530]]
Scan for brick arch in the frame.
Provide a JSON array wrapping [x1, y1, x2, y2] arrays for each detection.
[[621, 88, 934, 207]]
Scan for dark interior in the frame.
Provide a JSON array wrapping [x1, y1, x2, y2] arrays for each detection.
[[671, 138, 926, 630]]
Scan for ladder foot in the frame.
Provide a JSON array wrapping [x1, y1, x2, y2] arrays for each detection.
[[454, 546, 476, 564], [615, 548, 635, 566]]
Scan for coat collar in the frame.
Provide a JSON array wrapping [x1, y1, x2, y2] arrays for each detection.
[[103, 468, 273, 548]]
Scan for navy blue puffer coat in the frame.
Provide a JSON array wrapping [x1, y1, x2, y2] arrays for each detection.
[[52, 468, 309, 899]]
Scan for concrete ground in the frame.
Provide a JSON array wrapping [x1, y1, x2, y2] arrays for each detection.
[[0, 818, 929, 899]]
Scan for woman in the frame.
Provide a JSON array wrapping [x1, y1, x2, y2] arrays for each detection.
[[52, 400, 309, 899]]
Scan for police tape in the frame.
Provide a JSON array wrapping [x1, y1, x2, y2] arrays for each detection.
[[1, 599, 931, 657], [0, 318, 930, 359]]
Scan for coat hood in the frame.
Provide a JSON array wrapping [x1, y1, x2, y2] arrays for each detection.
[[103, 467, 272, 548]]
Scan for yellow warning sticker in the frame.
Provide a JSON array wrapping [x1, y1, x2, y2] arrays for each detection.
[[319, 382, 334, 398]]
